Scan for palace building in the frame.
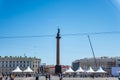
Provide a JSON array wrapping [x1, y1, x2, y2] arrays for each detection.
[[0, 56, 41, 75]]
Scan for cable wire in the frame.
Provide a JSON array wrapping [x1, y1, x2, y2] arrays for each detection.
[[0, 31, 120, 39]]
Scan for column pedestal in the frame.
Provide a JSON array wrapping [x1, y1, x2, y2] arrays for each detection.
[[55, 65, 61, 74]]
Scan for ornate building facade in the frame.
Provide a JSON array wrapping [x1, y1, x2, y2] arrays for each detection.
[[0, 56, 41, 75]]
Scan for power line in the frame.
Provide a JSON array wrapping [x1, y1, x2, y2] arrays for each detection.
[[0, 31, 120, 39], [0, 35, 55, 39], [61, 31, 120, 36]]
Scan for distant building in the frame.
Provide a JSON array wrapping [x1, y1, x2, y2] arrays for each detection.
[[72, 56, 120, 75], [0, 56, 41, 75], [72, 60, 80, 71], [39, 63, 46, 74]]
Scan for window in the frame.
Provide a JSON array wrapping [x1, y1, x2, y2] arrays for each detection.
[[118, 64, 120, 67], [9, 64, 11, 67], [13, 64, 15, 67], [2, 64, 4, 67], [6, 64, 8, 67], [24, 64, 25, 67], [2, 61, 4, 64], [118, 59, 120, 61]]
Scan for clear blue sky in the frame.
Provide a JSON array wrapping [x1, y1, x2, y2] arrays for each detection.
[[0, 0, 120, 65]]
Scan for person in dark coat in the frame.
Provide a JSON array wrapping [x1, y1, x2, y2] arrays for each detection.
[[0, 76, 2, 80], [35, 73, 39, 80], [0, 74, 2, 80], [48, 74, 51, 80], [10, 75, 14, 80], [45, 74, 48, 80], [5, 76, 8, 80]]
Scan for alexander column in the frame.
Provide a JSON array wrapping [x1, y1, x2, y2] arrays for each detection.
[[55, 28, 62, 74]]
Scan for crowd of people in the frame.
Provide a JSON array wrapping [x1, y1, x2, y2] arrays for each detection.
[[45, 73, 63, 80], [0, 74, 15, 80], [0, 73, 64, 80]]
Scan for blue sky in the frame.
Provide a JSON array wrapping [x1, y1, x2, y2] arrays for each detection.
[[0, 0, 120, 65]]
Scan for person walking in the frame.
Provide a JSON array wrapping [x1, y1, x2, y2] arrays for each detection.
[[5, 76, 8, 80], [0, 74, 2, 80], [48, 74, 51, 80], [35, 73, 39, 80], [45, 74, 48, 80], [10, 75, 14, 80], [59, 73, 63, 80]]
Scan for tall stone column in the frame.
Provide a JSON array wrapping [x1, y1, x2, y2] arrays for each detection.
[[55, 28, 62, 74]]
